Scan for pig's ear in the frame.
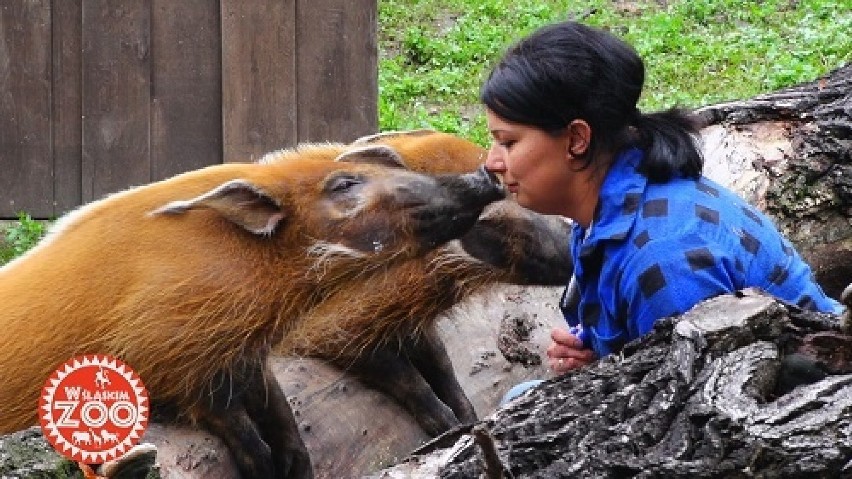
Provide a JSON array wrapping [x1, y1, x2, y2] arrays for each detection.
[[149, 179, 286, 235], [350, 129, 435, 145], [334, 145, 408, 169]]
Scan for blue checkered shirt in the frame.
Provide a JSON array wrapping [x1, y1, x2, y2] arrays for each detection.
[[564, 148, 843, 357]]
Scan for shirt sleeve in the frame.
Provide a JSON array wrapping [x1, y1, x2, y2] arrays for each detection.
[[618, 237, 741, 339]]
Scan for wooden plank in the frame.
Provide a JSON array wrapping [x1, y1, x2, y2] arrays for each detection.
[[52, 0, 83, 217], [0, 1, 54, 218], [221, 0, 297, 163], [151, 0, 222, 180], [296, 0, 378, 143], [81, 0, 151, 201]]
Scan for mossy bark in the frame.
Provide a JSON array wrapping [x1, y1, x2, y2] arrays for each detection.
[[698, 62, 852, 298]]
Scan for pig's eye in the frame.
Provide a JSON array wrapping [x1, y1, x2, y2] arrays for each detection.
[[326, 174, 364, 193]]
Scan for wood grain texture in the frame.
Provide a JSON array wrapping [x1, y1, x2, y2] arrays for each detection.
[[296, 0, 378, 143], [81, 0, 151, 201], [221, 0, 297, 163], [51, 0, 83, 217], [0, 1, 53, 217], [0, 1, 379, 217], [150, 0, 222, 180]]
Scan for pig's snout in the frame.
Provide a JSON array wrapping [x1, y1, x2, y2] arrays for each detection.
[[459, 165, 506, 205], [407, 168, 505, 251]]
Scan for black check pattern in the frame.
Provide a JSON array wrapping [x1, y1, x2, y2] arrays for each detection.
[[686, 247, 715, 271], [564, 153, 839, 360], [695, 204, 720, 225], [642, 198, 668, 218], [638, 264, 666, 298]]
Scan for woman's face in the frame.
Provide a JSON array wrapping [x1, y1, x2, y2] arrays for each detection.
[[485, 109, 583, 217]]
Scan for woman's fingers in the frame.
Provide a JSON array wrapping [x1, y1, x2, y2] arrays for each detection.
[[547, 355, 591, 374], [546, 342, 595, 361], [550, 326, 584, 348], [547, 326, 595, 374], [547, 328, 593, 358]]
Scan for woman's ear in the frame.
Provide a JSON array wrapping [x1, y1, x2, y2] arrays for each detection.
[[566, 119, 591, 157]]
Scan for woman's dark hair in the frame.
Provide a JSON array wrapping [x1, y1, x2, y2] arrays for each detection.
[[480, 21, 703, 182]]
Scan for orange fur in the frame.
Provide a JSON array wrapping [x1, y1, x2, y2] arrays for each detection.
[[263, 131, 569, 439], [0, 147, 498, 434], [275, 131, 569, 363], [283, 247, 500, 361], [351, 129, 488, 174]]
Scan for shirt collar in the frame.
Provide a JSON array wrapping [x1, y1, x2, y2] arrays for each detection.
[[573, 148, 646, 256]]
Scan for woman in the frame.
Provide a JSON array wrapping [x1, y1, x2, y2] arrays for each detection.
[[481, 21, 843, 377]]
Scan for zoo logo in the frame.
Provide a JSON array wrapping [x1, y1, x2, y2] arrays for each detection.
[[39, 354, 149, 463]]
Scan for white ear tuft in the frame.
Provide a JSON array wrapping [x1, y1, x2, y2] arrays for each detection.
[[149, 179, 286, 235], [350, 129, 436, 145], [333, 145, 408, 169]]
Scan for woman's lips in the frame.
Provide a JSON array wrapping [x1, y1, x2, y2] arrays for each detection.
[[507, 183, 519, 194]]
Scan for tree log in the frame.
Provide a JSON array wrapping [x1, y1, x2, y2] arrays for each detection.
[[699, 62, 852, 298], [374, 289, 852, 478]]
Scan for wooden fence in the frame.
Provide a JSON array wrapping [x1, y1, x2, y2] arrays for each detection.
[[0, 0, 377, 219]]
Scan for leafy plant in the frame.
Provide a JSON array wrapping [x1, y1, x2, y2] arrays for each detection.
[[0, 213, 47, 265]]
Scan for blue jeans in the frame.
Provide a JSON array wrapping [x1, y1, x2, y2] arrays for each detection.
[[499, 379, 544, 406]]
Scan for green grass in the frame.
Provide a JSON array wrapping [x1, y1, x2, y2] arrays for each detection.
[[378, 0, 852, 145], [0, 213, 47, 265]]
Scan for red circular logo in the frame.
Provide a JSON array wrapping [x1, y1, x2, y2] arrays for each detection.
[[39, 354, 149, 463]]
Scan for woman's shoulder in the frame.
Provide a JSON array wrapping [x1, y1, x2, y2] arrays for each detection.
[[631, 175, 800, 273], [640, 176, 771, 232], [620, 178, 763, 265]]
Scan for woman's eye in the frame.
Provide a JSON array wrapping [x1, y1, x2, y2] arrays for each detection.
[[500, 140, 516, 149]]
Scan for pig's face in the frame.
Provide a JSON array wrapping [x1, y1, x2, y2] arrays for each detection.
[[150, 155, 505, 263], [345, 130, 574, 285], [308, 163, 505, 255]]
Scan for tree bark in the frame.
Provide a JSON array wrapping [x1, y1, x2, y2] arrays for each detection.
[[374, 290, 852, 478], [699, 62, 852, 298]]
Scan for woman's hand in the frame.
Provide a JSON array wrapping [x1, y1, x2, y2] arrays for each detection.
[[546, 327, 596, 375]]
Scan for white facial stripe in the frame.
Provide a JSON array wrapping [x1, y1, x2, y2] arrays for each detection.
[[428, 240, 480, 269], [350, 129, 435, 145], [306, 241, 366, 271], [256, 142, 342, 164], [333, 144, 402, 164]]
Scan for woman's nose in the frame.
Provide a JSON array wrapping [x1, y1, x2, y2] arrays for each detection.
[[485, 145, 506, 173]]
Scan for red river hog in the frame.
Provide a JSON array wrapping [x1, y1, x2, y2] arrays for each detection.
[[266, 130, 574, 437], [0, 146, 505, 478]]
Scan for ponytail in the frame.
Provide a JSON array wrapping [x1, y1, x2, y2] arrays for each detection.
[[632, 108, 704, 182], [481, 21, 705, 184]]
